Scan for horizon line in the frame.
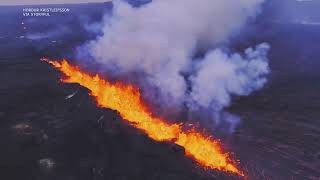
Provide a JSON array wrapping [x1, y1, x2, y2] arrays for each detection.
[[0, 0, 112, 6]]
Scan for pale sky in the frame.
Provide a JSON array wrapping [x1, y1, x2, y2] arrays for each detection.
[[0, 0, 112, 5]]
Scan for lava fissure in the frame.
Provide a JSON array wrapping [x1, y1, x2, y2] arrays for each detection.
[[42, 58, 244, 176]]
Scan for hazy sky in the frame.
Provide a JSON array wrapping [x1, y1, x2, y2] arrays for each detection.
[[0, 0, 111, 5]]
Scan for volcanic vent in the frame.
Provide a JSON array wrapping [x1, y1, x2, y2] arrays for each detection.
[[42, 58, 245, 176]]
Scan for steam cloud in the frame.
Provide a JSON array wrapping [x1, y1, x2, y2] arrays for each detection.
[[80, 0, 270, 127]]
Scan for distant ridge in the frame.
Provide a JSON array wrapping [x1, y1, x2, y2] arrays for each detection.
[[0, 1, 112, 6]]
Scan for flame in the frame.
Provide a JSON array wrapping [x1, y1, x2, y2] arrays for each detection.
[[43, 58, 244, 176]]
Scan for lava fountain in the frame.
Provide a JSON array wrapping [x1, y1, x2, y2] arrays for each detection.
[[42, 58, 244, 177]]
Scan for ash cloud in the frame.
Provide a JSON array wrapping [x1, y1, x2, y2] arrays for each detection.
[[78, 0, 270, 128]]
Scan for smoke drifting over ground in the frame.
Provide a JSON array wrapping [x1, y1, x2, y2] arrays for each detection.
[[79, 0, 270, 127], [189, 43, 269, 111]]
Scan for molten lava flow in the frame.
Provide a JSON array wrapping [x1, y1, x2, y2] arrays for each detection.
[[43, 58, 244, 176]]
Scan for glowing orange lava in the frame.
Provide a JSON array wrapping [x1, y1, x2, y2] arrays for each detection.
[[42, 58, 244, 176]]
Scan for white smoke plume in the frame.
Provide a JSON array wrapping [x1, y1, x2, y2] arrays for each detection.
[[81, 0, 270, 124], [189, 43, 270, 111]]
